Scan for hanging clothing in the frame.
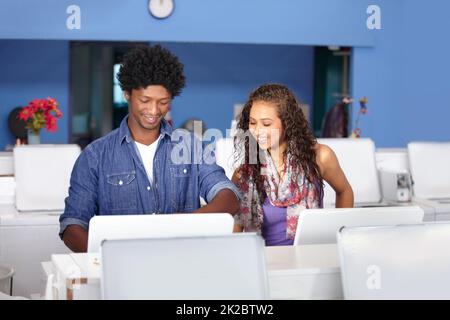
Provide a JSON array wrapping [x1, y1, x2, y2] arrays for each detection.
[[321, 102, 349, 138]]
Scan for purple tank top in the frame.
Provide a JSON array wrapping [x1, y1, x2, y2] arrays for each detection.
[[261, 198, 294, 246]]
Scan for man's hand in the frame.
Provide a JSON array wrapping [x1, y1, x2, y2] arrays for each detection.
[[62, 225, 88, 253], [194, 189, 240, 215]]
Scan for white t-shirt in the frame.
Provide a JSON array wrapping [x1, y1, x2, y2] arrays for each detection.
[[134, 135, 162, 184]]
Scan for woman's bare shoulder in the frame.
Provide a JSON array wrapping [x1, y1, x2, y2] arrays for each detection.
[[314, 143, 336, 164]]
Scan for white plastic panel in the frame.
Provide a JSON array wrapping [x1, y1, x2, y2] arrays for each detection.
[[88, 213, 234, 252], [408, 142, 450, 199], [375, 148, 409, 172], [13, 145, 80, 212], [318, 138, 381, 205], [101, 234, 269, 300], [294, 206, 424, 245], [338, 223, 450, 299]]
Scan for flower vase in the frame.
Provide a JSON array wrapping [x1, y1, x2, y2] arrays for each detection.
[[27, 130, 41, 145]]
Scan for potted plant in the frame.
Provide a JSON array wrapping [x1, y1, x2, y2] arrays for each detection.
[[17, 97, 62, 144]]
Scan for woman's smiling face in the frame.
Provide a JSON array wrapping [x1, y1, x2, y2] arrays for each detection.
[[248, 100, 284, 151]]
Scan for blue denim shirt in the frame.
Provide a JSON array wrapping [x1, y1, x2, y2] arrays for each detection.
[[59, 116, 240, 237]]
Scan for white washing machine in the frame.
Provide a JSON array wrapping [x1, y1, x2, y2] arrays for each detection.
[[0, 152, 15, 205], [0, 152, 14, 176], [0, 205, 69, 298], [316, 139, 434, 220], [0, 145, 79, 298], [408, 142, 450, 221]]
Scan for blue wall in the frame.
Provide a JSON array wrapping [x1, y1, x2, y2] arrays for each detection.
[[351, 0, 450, 147], [0, 40, 69, 149], [0, 0, 373, 46], [161, 42, 314, 134], [0, 0, 369, 150], [0, 40, 313, 150], [1, 0, 450, 148]]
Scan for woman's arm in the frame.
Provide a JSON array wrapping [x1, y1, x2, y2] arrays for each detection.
[[316, 144, 354, 208]]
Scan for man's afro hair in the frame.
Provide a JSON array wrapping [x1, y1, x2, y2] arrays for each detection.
[[117, 44, 186, 97]]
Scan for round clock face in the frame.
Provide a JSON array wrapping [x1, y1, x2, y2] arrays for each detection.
[[148, 0, 174, 19]]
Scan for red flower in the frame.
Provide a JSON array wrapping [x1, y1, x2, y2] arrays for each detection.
[[18, 108, 33, 121], [54, 108, 62, 118], [45, 114, 58, 132], [18, 97, 62, 134]]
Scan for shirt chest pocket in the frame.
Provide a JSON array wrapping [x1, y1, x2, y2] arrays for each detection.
[[106, 171, 138, 212], [170, 165, 195, 212]]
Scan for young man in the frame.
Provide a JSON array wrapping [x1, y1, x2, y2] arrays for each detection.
[[60, 45, 240, 252]]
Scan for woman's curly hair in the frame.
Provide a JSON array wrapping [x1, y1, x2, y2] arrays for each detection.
[[234, 83, 322, 201], [117, 44, 186, 97]]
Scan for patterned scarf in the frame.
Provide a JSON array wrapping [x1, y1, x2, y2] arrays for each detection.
[[235, 150, 323, 239]]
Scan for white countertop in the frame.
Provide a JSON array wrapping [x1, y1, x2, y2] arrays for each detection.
[[265, 244, 339, 275], [49, 243, 343, 300], [53, 243, 340, 282], [0, 203, 61, 225]]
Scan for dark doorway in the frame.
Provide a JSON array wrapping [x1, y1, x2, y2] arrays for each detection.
[[313, 46, 351, 137], [69, 41, 144, 148]]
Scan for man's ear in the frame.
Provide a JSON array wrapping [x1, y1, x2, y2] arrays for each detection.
[[124, 91, 131, 101]]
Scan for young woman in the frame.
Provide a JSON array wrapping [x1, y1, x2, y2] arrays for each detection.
[[232, 84, 354, 246]]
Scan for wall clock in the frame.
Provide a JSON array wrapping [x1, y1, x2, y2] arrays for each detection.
[[148, 0, 175, 19]]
